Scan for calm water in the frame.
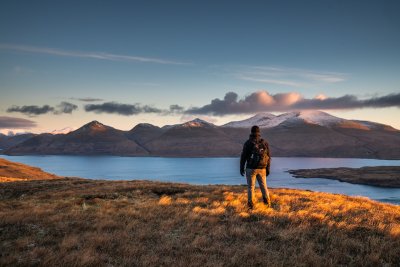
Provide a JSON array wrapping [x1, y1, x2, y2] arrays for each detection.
[[1, 155, 400, 205]]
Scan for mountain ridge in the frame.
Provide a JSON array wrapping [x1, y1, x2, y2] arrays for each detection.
[[2, 111, 399, 159]]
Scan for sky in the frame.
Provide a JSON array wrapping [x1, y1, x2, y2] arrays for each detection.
[[0, 0, 399, 134]]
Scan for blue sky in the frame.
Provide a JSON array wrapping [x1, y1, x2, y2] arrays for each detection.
[[0, 0, 399, 133]]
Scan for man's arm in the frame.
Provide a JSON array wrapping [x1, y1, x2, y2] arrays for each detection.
[[266, 141, 271, 175], [240, 142, 248, 176]]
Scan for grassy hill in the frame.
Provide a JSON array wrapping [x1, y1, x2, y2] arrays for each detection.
[[0, 158, 59, 182], [1, 176, 399, 266]]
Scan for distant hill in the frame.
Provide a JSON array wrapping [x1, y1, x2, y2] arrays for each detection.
[[4, 121, 148, 156], [3, 111, 400, 159], [0, 133, 36, 150], [143, 119, 242, 157]]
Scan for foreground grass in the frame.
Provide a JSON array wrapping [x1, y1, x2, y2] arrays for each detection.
[[1, 178, 399, 266]]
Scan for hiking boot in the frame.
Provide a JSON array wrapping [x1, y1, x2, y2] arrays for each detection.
[[247, 202, 254, 210], [263, 197, 272, 207]]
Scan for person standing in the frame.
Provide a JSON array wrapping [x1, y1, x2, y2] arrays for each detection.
[[240, 125, 271, 209]]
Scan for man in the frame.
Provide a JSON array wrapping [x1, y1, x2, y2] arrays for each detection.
[[240, 125, 271, 209]]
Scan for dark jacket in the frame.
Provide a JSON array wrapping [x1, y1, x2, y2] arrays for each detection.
[[240, 133, 271, 173]]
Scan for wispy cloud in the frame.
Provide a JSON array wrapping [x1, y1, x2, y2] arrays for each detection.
[[231, 65, 347, 87], [71, 97, 104, 102], [186, 91, 400, 115], [238, 75, 304, 87], [0, 116, 37, 129], [0, 44, 191, 65]]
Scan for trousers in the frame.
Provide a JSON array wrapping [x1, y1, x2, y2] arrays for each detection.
[[245, 168, 270, 205]]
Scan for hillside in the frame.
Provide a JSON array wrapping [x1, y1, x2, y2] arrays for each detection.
[[0, 177, 399, 266], [3, 111, 400, 159], [0, 158, 59, 182]]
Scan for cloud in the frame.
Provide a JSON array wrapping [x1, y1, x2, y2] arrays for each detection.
[[84, 102, 187, 116], [55, 102, 78, 114], [7, 102, 78, 116], [169, 104, 185, 113], [72, 97, 104, 102], [238, 75, 304, 87], [84, 102, 163, 115], [186, 91, 400, 115], [0, 116, 37, 129], [0, 44, 191, 65], [232, 65, 347, 87], [7, 105, 55, 115]]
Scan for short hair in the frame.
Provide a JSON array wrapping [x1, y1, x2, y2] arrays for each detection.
[[251, 125, 260, 133]]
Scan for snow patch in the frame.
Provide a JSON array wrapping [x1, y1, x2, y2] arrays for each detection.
[[223, 110, 346, 128]]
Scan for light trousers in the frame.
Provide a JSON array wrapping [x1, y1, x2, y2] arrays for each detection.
[[245, 168, 270, 204]]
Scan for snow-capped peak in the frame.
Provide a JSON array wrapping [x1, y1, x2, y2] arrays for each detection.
[[294, 110, 345, 126], [181, 118, 215, 128], [223, 110, 348, 128], [223, 113, 277, 128], [50, 127, 75, 135]]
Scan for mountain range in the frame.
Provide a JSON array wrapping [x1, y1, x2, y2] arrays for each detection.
[[2, 111, 399, 159]]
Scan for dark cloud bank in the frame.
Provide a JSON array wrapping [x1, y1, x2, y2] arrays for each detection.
[[186, 91, 400, 115], [0, 116, 37, 129], [6, 92, 399, 119], [7, 102, 78, 116], [84, 102, 184, 115]]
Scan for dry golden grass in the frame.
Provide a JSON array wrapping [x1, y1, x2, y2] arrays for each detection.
[[1, 178, 399, 266], [0, 158, 59, 181]]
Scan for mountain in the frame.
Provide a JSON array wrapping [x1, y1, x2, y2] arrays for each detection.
[[144, 119, 241, 156], [3, 112, 400, 159], [126, 123, 165, 150], [5, 121, 148, 156], [0, 133, 36, 150], [223, 110, 373, 129]]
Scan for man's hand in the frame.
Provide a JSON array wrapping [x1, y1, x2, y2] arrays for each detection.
[[240, 169, 245, 176]]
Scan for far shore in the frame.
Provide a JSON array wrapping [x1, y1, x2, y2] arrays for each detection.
[[288, 166, 400, 188]]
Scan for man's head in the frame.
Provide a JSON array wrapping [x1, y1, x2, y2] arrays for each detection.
[[251, 125, 260, 134]]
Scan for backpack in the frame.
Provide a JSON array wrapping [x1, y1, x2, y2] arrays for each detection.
[[247, 139, 269, 169]]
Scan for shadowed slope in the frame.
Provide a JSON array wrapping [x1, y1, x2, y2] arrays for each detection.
[[145, 119, 242, 156], [0, 133, 36, 150]]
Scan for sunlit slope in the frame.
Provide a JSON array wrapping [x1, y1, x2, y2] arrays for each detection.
[[1, 178, 399, 266], [0, 158, 59, 182]]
